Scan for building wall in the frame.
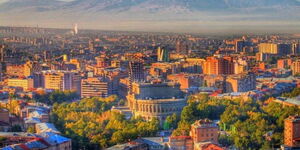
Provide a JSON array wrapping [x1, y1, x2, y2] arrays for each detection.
[[6, 65, 24, 77], [190, 120, 219, 144], [128, 96, 186, 122], [284, 116, 300, 148], [81, 77, 112, 98], [0, 109, 9, 124], [7, 78, 34, 90], [225, 73, 256, 93], [291, 61, 300, 75], [127, 82, 186, 122], [259, 43, 278, 54]]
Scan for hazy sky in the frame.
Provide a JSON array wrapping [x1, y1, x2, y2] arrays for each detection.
[[1, 0, 300, 33]]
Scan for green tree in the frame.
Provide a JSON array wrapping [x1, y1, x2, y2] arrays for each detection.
[[27, 126, 35, 133]]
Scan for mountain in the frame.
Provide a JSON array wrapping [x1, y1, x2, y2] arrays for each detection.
[[0, 0, 300, 32]]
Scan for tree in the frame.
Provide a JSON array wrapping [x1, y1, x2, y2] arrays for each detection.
[[165, 113, 179, 129], [27, 126, 35, 133], [9, 125, 22, 132]]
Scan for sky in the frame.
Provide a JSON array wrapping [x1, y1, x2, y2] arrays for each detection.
[[0, 0, 300, 33]]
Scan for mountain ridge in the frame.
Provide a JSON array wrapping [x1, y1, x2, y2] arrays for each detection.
[[0, 0, 300, 32]]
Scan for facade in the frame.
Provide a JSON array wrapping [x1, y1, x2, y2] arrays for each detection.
[[0, 63, 2, 81], [235, 40, 245, 52], [259, 43, 292, 56], [42, 70, 81, 92], [176, 41, 189, 54], [6, 64, 24, 77], [96, 56, 109, 68], [129, 60, 145, 82], [81, 77, 112, 98], [168, 136, 194, 150], [0, 108, 9, 124], [292, 43, 300, 55], [225, 73, 256, 93], [291, 60, 300, 75], [23, 61, 41, 77], [190, 120, 219, 144], [7, 78, 34, 91], [278, 59, 292, 69], [284, 116, 300, 148], [259, 43, 279, 54], [157, 47, 170, 62], [203, 56, 234, 75], [127, 82, 186, 122], [167, 74, 203, 91]]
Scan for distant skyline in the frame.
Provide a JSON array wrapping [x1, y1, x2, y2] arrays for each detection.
[[1, 0, 300, 33]]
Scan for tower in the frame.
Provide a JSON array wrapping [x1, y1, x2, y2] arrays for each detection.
[[0, 45, 6, 62], [128, 59, 144, 93], [74, 23, 78, 35], [157, 47, 169, 62], [89, 40, 95, 52], [176, 41, 188, 54]]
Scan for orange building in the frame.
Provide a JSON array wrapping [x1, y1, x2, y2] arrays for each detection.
[[6, 64, 24, 77], [190, 119, 219, 144], [284, 116, 300, 148], [291, 60, 300, 75], [258, 62, 266, 71], [277, 59, 292, 69], [167, 74, 202, 91], [168, 136, 194, 150], [203, 56, 234, 75], [96, 55, 109, 68]]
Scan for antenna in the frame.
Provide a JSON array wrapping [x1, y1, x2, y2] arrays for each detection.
[[74, 23, 78, 35]]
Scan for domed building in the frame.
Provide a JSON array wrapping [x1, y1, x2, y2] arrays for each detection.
[[127, 81, 187, 122]]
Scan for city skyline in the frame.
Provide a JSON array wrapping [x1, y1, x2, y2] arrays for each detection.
[[1, 0, 300, 33]]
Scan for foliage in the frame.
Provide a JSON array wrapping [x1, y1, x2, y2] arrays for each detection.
[[164, 113, 179, 130], [34, 90, 79, 105], [9, 125, 22, 132], [282, 88, 300, 98], [51, 95, 159, 149], [173, 92, 300, 149], [27, 126, 35, 133]]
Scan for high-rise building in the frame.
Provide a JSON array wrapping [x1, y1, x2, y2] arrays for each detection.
[[6, 64, 24, 77], [176, 41, 189, 54], [128, 60, 145, 93], [259, 43, 292, 56], [0, 63, 2, 81], [96, 56, 109, 68], [225, 73, 256, 93], [277, 59, 292, 69], [203, 56, 234, 75], [259, 43, 279, 54], [235, 40, 245, 52], [81, 77, 113, 98], [157, 47, 169, 62], [291, 60, 300, 75], [0, 45, 5, 62], [7, 78, 34, 91], [284, 116, 300, 148], [129, 60, 145, 82], [41, 71, 81, 92], [24, 61, 41, 77], [292, 43, 300, 55], [190, 119, 219, 144], [89, 40, 95, 52]]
